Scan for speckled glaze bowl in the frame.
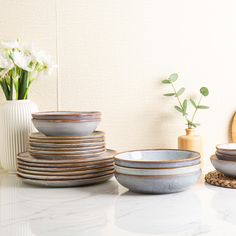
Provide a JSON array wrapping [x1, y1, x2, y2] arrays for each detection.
[[211, 155, 236, 178], [115, 164, 201, 176], [32, 119, 100, 136], [114, 149, 200, 169], [115, 170, 201, 194], [32, 111, 101, 120]]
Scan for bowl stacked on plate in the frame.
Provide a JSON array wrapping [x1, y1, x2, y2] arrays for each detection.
[[210, 143, 236, 178], [114, 149, 201, 194], [16, 111, 116, 187]]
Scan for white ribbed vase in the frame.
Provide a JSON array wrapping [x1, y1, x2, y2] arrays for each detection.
[[0, 100, 38, 173]]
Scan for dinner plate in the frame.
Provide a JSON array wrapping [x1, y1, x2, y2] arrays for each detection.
[[17, 162, 114, 172], [19, 173, 113, 187], [17, 150, 116, 164], [29, 141, 105, 148], [29, 147, 106, 156], [17, 169, 114, 180], [17, 165, 114, 176], [30, 131, 104, 140], [29, 149, 106, 159], [29, 145, 105, 152]]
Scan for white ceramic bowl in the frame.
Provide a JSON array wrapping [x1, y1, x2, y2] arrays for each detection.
[[211, 155, 236, 178], [115, 149, 200, 169], [216, 143, 236, 155], [115, 164, 201, 176], [32, 119, 100, 136]]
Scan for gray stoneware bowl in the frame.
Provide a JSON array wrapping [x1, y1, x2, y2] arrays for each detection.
[[215, 152, 236, 161], [115, 164, 201, 176], [32, 111, 101, 120], [32, 119, 100, 136], [115, 170, 201, 194], [114, 149, 200, 169], [216, 143, 236, 156], [211, 155, 236, 178]]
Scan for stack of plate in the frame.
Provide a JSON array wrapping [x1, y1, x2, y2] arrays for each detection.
[[210, 143, 236, 178], [17, 111, 116, 187], [114, 149, 201, 194]]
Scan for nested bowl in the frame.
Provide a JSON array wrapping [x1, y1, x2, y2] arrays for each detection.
[[211, 155, 236, 178], [216, 143, 236, 156], [115, 170, 201, 194], [114, 149, 200, 169], [32, 118, 100, 136], [32, 111, 101, 120]]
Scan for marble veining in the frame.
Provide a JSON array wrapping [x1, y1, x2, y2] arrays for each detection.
[[1, 169, 236, 236]]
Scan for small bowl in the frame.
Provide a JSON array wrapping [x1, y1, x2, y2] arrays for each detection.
[[32, 111, 101, 120], [115, 170, 201, 194], [115, 164, 201, 176], [211, 155, 236, 178], [216, 143, 236, 155], [114, 149, 200, 169], [215, 152, 236, 161], [32, 119, 100, 136]]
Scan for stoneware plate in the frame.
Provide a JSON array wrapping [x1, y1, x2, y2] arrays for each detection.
[[29, 141, 105, 148], [17, 150, 116, 164], [30, 131, 104, 140], [29, 145, 105, 152], [115, 149, 200, 169], [115, 170, 201, 194], [211, 155, 236, 178], [29, 147, 106, 155], [17, 169, 114, 180], [32, 111, 101, 120], [17, 159, 114, 168], [17, 165, 114, 176], [19, 173, 113, 187], [115, 164, 201, 176], [29, 149, 106, 159], [216, 143, 236, 155], [17, 162, 114, 172]]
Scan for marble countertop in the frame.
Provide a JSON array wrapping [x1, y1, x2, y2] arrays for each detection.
[[1, 168, 236, 236]]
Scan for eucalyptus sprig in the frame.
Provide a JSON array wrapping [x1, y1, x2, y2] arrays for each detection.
[[162, 73, 209, 129]]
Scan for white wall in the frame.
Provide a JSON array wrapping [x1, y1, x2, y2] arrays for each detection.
[[0, 0, 235, 160]]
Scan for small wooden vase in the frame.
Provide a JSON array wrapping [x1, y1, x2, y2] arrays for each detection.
[[178, 128, 203, 157]]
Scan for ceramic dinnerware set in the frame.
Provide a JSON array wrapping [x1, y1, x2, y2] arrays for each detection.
[[114, 149, 202, 194], [17, 111, 116, 187], [210, 143, 236, 178]]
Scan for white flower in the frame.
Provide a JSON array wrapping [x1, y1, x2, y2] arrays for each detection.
[[12, 51, 33, 71], [0, 53, 14, 69], [1, 40, 21, 50], [42, 55, 57, 75]]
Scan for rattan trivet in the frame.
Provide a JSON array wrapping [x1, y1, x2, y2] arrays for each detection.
[[205, 171, 236, 189]]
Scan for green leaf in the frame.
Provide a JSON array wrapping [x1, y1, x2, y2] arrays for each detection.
[[182, 99, 188, 114], [168, 73, 178, 82], [200, 87, 209, 96], [162, 79, 171, 84], [176, 87, 185, 96], [197, 105, 209, 109], [174, 105, 183, 113], [18, 70, 28, 100], [164, 93, 175, 96], [190, 98, 197, 108]]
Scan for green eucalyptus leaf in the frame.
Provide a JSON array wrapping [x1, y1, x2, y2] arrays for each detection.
[[182, 99, 188, 114], [164, 93, 175, 96], [176, 87, 185, 97], [174, 105, 183, 113], [190, 98, 197, 108], [197, 105, 209, 109], [162, 79, 171, 84], [168, 73, 178, 82], [200, 87, 209, 96]]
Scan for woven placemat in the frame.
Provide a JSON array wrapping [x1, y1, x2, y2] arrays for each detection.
[[205, 171, 236, 189]]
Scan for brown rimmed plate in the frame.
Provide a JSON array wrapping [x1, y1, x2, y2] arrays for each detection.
[[18, 173, 113, 187], [17, 150, 116, 164]]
